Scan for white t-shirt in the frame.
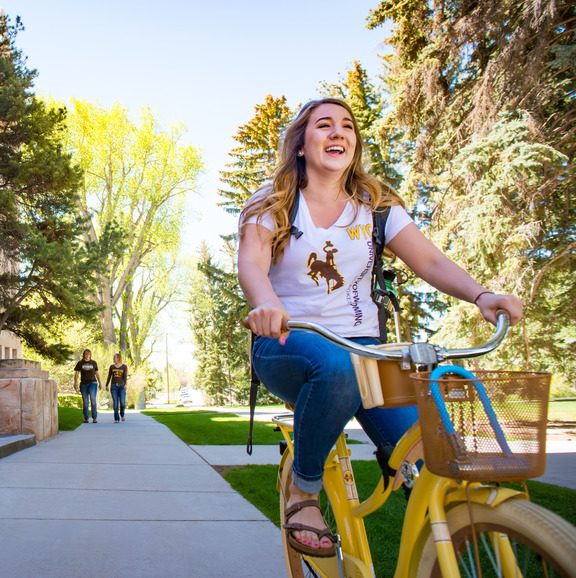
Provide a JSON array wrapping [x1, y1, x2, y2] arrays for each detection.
[[242, 191, 412, 337]]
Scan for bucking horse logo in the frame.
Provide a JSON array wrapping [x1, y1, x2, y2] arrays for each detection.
[[307, 241, 345, 294]]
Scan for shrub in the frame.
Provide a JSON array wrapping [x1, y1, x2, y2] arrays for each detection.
[[58, 394, 83, 409]]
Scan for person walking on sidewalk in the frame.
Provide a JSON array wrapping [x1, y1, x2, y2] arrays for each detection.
[[74, 349, 102, 423], [106, 353, 128, 423]]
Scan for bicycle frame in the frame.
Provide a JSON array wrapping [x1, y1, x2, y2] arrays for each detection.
[[273, 313, 540, 577], [274, 409, 530, 578]]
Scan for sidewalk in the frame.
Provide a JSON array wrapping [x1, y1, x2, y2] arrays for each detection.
[[0, 412, 286, 578], [0, 410, 573, 578]]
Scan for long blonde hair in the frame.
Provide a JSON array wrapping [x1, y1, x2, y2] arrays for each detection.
[[239, 97, 404, 263]]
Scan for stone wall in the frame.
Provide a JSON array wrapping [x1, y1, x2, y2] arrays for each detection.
[[0, 359, 58, 441]]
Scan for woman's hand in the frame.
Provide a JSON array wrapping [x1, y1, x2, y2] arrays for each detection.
[[476, 293, 523, 326], [244, 303, 290, 345]]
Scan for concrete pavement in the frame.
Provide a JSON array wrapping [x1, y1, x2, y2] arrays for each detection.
[[0, 412, 286, 578], [0, 408, 573, 578]]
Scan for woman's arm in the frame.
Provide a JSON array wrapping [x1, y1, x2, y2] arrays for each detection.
[[105, 367, 112, 389], [238, 223, 290, 342], [387, 223, 522, 326]]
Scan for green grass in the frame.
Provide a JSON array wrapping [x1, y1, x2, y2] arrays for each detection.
[[57, 406, 86, 430], [144, 408, 363, 445], [223, 461, 576, 577], [549, 400, 576, 422], [142, 409, 284, 445]]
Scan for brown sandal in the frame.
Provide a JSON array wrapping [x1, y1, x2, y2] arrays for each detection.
[[283, 499, 336, 558]]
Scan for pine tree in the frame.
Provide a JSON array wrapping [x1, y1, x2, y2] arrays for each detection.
[[320, 61, 403, 187], [188, 242, 258, 405], [368, 0, 576, 382], [0, 15, 98, 361], [218, 95, 294, 215]]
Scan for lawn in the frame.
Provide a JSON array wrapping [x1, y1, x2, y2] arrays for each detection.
[[142, 409, 284, 445], [222, 461, 576, 577], [549, 400, 576, 422], [57, 406, 86, 430]]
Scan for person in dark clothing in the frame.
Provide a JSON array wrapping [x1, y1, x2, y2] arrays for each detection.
[[106, 353, 128, 423], [74, 349, 102, 423]]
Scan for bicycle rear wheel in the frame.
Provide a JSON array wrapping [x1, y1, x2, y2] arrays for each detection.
[[412, 499, 576, 577]]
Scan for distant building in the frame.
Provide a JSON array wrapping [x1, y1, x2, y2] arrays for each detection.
[[0, 250, 21, 360]]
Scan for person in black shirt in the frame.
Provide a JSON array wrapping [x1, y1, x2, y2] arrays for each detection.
[[74, 349, 102, 423], [106, 353, 128, 423]]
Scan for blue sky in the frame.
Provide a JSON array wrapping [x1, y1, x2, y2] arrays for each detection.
[[1, 0, 391, 366]]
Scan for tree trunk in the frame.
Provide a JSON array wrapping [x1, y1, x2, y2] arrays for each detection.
[[99, 276, 116, 346], [128, 304, 141, 368], [119, 283, 132, 353]]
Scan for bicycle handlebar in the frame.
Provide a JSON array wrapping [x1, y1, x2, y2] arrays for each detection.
[[285, 312, 510, 365]]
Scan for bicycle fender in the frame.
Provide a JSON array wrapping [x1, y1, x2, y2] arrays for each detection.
[[388, 420, 422, 472], [444, 485, 529, 508], [277, 448, 292, 493]]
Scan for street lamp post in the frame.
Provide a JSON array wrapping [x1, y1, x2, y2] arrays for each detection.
[[165, 333, 170, 404]]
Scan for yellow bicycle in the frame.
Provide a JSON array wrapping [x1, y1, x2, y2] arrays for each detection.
[[273, 314, 576, 577]]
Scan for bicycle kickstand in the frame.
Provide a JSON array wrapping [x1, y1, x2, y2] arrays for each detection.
[[335, 534, 346, 578]]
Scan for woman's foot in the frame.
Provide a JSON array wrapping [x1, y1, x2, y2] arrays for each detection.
[[92, 418, 97, 423], [285, 483, 334, 552], [114, 420, 119, 423], [121, 416, 125, 421], [84, 419, 89, 423]]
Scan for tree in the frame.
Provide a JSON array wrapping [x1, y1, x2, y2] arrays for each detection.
[[0, 14, 98, 361], [320, 62, 440, 340], [61, 98, 204, 350], [320, 60, 403, 187], [367, 1, 576, 381], [194, 96, 294, 402], [119, 254, 185, 367], [188, 242, 255, 405], [218, 94, 294, 216]]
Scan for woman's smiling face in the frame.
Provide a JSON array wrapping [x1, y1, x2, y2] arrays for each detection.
[[301, 103, 357, 178]]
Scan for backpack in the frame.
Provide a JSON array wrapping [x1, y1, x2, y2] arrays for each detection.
[[246, 197, 402, 454]]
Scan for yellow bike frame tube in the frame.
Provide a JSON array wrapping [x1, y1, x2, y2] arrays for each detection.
[[353, 422, 422, 519], [394, 468, 460, 577], [427, 477, 461, 577], [325, 434, 374, 567], [492, 532, 523, 577], [388, 421, 422, 471]]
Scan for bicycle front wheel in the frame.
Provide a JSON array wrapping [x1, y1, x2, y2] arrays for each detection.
[[412, 498, 576, 577]]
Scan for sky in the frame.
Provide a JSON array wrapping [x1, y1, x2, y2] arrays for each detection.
[[1, 0, 391, 369]]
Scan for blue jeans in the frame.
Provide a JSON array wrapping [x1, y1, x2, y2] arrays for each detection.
[[252, 332, 419, 493], [111, 384, 126, 421], [80, 382, 98, 420]]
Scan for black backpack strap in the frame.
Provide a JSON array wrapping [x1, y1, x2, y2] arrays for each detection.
[[246, 331, 260, 455], [371, 207, 402, 343], [288, 192, 303, 239], [248, 193, 301, 453]]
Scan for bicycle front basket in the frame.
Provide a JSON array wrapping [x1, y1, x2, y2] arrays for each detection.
[[411, 370, 551, 482]]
